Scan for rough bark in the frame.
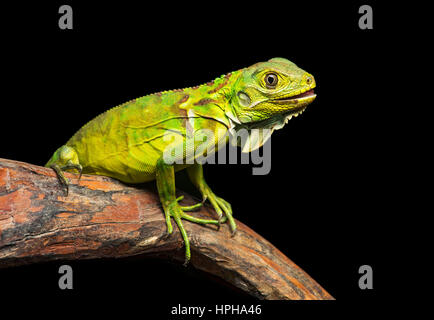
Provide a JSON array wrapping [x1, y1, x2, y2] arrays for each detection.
[[0, 158, 333, 300]]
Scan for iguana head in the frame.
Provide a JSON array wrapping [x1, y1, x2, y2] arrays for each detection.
[[226, 57, 316, 129]]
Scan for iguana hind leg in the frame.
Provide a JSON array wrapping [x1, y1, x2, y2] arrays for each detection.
[[46, 145, 82, 196], [187, 163, 236, 236], [156, 159, 219, 265]]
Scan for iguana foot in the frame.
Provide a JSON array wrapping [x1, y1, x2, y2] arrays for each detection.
[[164, 199, 220, 265], [45, 145, 82, 196], [201, 189, 236, 236], [156, 159, 220, 265], [175, 195, 204, 212], [187, 164, 236, 236]]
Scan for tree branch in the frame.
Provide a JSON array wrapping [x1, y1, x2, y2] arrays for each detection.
[[0, 158, 333, 300]]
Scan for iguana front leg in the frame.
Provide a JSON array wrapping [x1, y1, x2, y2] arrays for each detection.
[[155, 158, 220, 265], [187, 163, 236, 235]]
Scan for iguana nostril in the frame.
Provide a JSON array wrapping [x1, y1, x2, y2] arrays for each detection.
[[306, 76, 313, 85]]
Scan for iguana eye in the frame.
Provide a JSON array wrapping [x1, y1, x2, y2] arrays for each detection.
[[264, 73, 278, 88]]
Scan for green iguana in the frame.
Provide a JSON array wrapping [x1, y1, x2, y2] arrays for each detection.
[[46, 58, 316, 264]]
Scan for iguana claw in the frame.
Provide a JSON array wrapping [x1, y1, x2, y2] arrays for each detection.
[[50, 163, 70, 196], [46, 145, 82, 196]]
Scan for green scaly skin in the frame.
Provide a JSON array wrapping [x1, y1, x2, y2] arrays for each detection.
[[46, 58, 317, 265]]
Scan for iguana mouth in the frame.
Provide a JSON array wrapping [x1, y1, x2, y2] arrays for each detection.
[[237, 104, 309, 130], [274, 89, 316, 103]]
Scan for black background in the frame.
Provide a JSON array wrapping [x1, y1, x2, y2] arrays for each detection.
[[0, 1, 402, 318]]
